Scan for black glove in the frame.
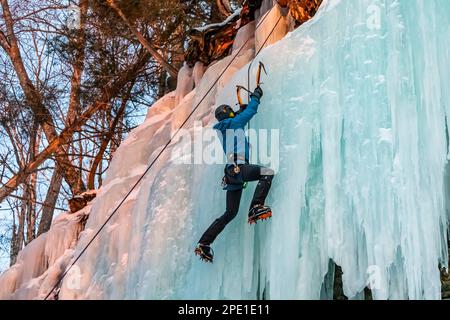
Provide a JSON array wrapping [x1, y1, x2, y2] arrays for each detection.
[[236, 104, 248, 114], [251, 86, 263, 100]]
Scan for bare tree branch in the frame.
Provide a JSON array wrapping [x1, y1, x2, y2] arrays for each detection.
[[0, 49, 150, 203], [1, 0, 86, 195], [88, 83, 132, 189], [106, 0, 179, 79], [0, 29, 10, 51]]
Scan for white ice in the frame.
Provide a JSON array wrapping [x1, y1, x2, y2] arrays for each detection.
[[1, 0, 449, 300]]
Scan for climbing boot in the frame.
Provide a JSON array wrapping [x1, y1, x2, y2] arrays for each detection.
[[248, 205, 272, 225], [194, 243, 214, 263]]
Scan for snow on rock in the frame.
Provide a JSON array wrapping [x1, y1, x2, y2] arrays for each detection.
[[194, 9, 242, 33], [59, 0, 449, 300], [171, 90, 197, 134], [0, 205, 90, 299], [105, 110, 174, 183], [145, 91, 176, 120], [175, 64, 195, 106], [68, 191, 96, 213], [193, 62, 206, 88], [45, 210, 87, 266]]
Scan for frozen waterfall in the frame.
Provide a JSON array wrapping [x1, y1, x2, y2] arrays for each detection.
[[1, 0, 449, 300]]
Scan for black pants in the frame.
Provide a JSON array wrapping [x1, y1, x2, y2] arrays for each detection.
[[199, 164, 274, 245]]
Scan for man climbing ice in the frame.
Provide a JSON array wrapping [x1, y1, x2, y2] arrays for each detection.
[[195, 85, 275, 263]]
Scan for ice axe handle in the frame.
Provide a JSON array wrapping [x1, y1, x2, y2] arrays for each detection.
[[236, 85, 251, 106], [256, 62, 267, 86]]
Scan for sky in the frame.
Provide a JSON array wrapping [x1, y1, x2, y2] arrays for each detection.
[[0, 1, 148, 273]]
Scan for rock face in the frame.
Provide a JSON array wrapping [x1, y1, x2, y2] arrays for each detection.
[[441, 270, 450, 299], [185, 11, 242, 67], [277, 0, 323, 26], [185, 1, 323, 68], [441, 245, 450, 299], [68, 191, 97, 213]]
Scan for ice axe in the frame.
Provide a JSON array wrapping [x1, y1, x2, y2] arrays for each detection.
[[236, 61, 267, 107], [256, 61, 267, 87], [236, 85, 251, 107]]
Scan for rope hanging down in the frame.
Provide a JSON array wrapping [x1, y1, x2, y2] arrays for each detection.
[[44, 8, 283, 300], [247, 14, 283, 160]]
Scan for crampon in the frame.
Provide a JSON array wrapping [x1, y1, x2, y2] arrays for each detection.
[[194, 244, 214, 263], [248, 205, 272, 225]]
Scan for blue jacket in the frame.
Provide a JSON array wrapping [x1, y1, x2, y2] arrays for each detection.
[[213, 94, 261, 164]]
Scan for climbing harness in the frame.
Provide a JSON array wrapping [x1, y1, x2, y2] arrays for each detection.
[[221, 153, 248, 191]]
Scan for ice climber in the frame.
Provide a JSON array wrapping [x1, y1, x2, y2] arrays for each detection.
[[195, 85, 275, 263]]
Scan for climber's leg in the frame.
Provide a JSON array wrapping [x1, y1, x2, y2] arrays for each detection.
[[249, 167, 274, 208], [240, 165, 275, 224], [198, 188, 243, 246]]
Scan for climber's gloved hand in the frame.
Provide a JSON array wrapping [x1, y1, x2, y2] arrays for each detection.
[[236, 104, 248, 115], [251, 86, 263, 100]]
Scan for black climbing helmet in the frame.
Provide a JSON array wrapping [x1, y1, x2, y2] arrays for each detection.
[[215, 104, 235, 122]]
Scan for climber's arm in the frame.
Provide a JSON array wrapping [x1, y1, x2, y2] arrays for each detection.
[[229, 87, 263, 129]]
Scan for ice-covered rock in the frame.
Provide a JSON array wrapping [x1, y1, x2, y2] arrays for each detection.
[[255, 2, 289, 53], [2, 0, 450, 300], [59, 0, 450, 300], [0, 206, 90, 299], [193, 62, 206, 88], [174, 64, 195, 106], [145, 91, 176, 120]]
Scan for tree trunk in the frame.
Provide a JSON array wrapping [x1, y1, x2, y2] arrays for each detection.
[[63, 0, 89, 196], [24, 182, 35, 245], [10, 190, 26, 265], [67, 0, 88, 126], [97, 112, 106, 187], [110, 114, 124, 157], [0, 50, 151, 203], [35, 0, 89, 226], [87, 87, 130, 189], [0, 0, 86, 195], [106, 0, 179, 79], [78, 132, 84, 185], [37, 165, 63, 236], [9, 214, 17, 266], [98, 153, 103, 187], [25, 123, 40, 244], [157, 68, 168, 98]]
